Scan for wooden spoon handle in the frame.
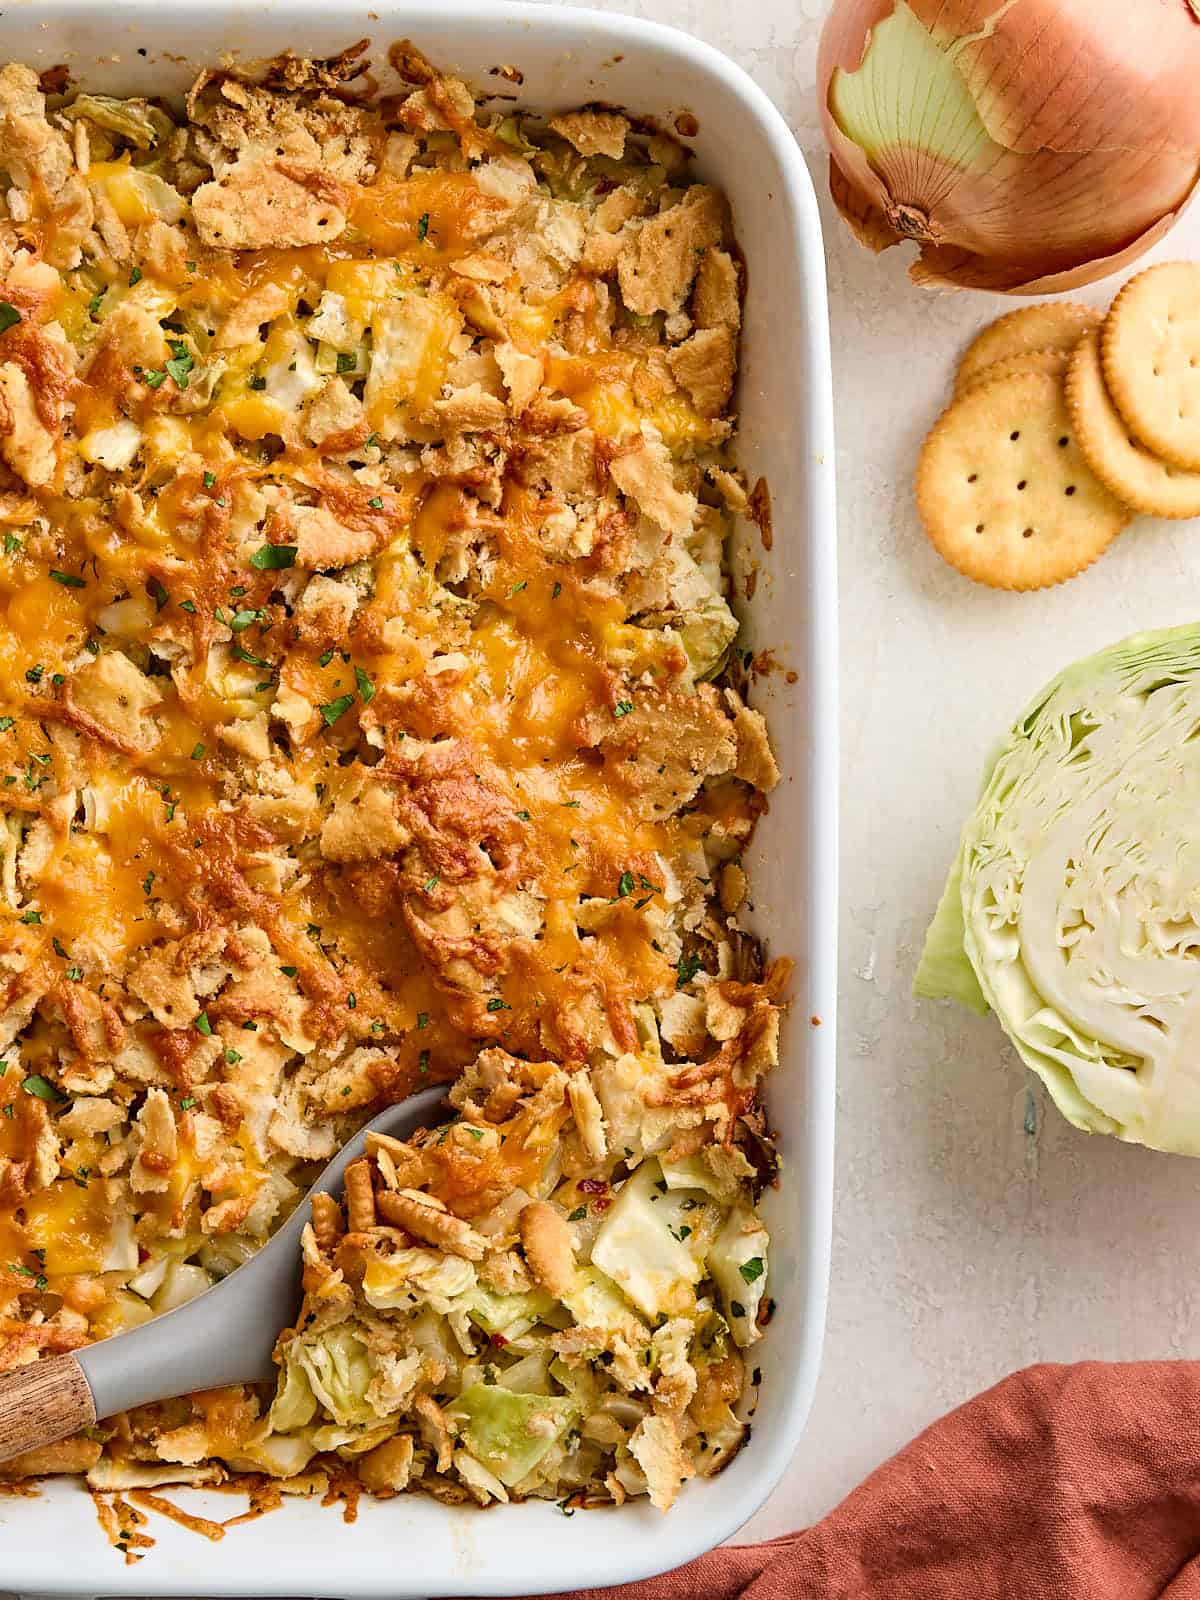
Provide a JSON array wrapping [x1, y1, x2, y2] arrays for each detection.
[[0, 1353, 97, 1465]]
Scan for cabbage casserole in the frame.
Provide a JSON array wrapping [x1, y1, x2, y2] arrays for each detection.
[[0, 41, 786, 1516], [917, 625, 1200, 1159]]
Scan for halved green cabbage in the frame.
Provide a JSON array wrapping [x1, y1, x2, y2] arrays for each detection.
[[448, 1383, 576, 1487], [915, 626, 1200, 1154]]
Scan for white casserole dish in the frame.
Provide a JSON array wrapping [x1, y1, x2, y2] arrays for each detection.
[[0, 4, 837, 1592]]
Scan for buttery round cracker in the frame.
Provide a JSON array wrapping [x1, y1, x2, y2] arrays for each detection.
[[915, 370, 1130, 591], [1067, 329, 1200, 519], [954, 302, 1100, 395], [1102, 261, 1200, 470], [956, 346, 1069, 397]]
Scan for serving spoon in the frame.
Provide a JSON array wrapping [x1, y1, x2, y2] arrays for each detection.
[[0, 1084, 449, 1466]]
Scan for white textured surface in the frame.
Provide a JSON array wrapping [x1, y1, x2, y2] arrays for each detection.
[[544, 0, 1200, 1547]]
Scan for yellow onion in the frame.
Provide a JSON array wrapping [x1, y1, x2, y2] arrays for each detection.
[[818, 0, 1200, 294]]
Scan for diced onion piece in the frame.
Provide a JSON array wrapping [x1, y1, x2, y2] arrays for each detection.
[[150, 1260, 213, 1314]]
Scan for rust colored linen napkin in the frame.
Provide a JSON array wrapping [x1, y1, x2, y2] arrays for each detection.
[[533, 1361, 1200, 1600]]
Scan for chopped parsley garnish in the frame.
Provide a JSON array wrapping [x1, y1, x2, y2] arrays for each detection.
[[50, 568, 85, 588], [509, 580, 527, 596], [88, 289, 106, 317], [335, 352, 357, 374], [367, 495, 383, 509], [485, 997, 510, 1013], [65, 965, 83, 981], [318, 647, 335, 667], [417, 212, 430, 241], [21, 1074, 61, 1102], [280, 965, 298, 978], [165, 340, 194, 388], [19, 909, 40, 923], [190, 742, 205, 760], [0, 302, 21, 335], [248, 374, 267, 390], [613, 700, 633, 717], [552, 581, 562, 599], [180, 1096, 196, 1110], [202, 471, 216, 489], [233, 643, 271, 669], [148, 577, 169, 610], [142, 368, 167, 389], [616, 870, 635, 897], [320, 693, 355, 726], [739, 1257, 765, 1284], [416, 1012, 429, 1030], [568, 1205, 588, 1222], [347, 992, 357, 1010], [193, 1012, 213, 1036], [4, 533, 21, 554], [418, 1050, 430, 1073], [180, 598, 197, 614], [229, 609, 259, 632], [249, 542, 297, 571], [515, 809, 530, 821], [354, 665, 375, 704], [0, 718, 11, 732], [128, 266, 142, 286], [142, 872, 154, 896], [52, 937, 67, 958]]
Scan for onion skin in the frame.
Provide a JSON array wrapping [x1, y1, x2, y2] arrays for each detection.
[[818, 0, 1200, 294]]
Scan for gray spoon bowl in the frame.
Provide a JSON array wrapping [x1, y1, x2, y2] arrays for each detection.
[[0, 1084, 449, 1464]]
